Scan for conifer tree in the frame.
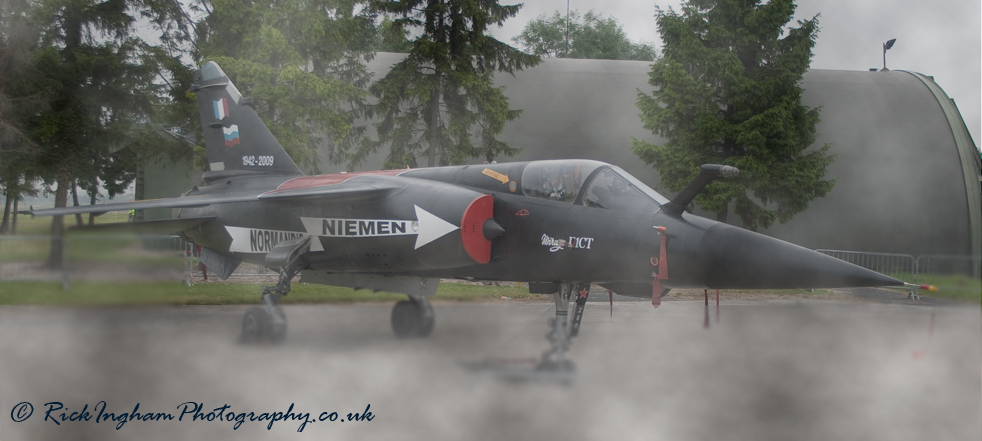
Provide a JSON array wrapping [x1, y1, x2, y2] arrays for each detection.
[[197, 0, 378, 171], [633, 0, 835, 230], [360, 0, 540, 168], [22, 0, 192, 266], [0, 0, 41, 234]]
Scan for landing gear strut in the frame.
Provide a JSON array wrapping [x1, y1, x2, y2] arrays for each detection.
[[537, 283, 589, 372], [240, 237, 310, 344], [570, 287, 590, 337], [462, 282, 589, 382], [391, 297, 435, 338]]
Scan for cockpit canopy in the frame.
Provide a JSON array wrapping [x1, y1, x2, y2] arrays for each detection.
[[520, 160, 669, 212]]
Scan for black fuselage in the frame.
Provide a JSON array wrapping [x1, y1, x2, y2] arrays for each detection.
[[179, 161, 666, 286], [177, 160, 901, 300]]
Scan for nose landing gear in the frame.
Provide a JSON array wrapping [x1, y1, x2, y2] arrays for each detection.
[[537, 283, 590, 373]]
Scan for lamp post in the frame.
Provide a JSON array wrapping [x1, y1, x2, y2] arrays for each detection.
[[882, 38, 896, 71], [565, 0, 570, 58]]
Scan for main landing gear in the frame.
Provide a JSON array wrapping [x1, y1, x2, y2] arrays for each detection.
[[239, 266, 299, 344], [391, 297, 435, 338], [240, 237, 309, 344]]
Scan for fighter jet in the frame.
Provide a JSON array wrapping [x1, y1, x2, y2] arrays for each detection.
[[27, 62, 918, 368]]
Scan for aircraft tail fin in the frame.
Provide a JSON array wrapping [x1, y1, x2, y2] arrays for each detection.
[[192, 61, 303, 177]]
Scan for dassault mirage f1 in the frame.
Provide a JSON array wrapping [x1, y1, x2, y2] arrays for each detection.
[[29, 62, 917, 368]]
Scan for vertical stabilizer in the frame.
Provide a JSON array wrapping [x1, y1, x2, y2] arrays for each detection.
[[192, 61, 303, 176]]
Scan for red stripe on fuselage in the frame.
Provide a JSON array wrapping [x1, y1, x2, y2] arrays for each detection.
[[273, 169, 409, 192]]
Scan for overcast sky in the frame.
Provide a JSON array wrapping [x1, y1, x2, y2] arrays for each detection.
[[488, 0, 982, 148]]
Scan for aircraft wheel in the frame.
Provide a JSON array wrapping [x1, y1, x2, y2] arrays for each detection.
[[391, 299, 435, 338], [267, 305, 288, 344], [240, 305, 287, 344], [391, 300, 419, 338], [415, 299, 435, 338], [241, 306, 270, 343]]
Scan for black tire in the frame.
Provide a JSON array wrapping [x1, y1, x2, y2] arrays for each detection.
[[241, 306, 269, 343], [415, 300, 435, 338], [267, 305, 288, 344], [391, 300, 419, 338]]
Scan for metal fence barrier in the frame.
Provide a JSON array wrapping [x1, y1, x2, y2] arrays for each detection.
[[915, 255, 982, 281], [817, 249, 981, 301], [223, 264, 279, 280], [815, 249, 917, 284]]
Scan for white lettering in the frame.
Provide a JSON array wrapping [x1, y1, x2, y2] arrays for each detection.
[[540, 234, 567, 252], [299, 206, 457, 250], [242, 156, 274, 167], [567, 236, 595, 249], [225, 226, 324, 254], [302, 217, 418, 238], [541, 234, 594, 252]]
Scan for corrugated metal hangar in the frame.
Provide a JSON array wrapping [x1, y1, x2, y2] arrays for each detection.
[[142, 53, 982, 258]]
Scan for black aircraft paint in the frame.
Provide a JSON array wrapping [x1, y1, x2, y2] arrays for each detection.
[[28, 62, 903, 344]]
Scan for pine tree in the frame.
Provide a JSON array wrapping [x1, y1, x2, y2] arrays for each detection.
[[22, 0, 192, 267], [632, 0, 835, 230], [0, 0, 43, 234], [359, 0, 540, 169], [197, 0, 378, 171]]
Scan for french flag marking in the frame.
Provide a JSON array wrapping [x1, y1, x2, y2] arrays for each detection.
[[213, 98, 229, 120]]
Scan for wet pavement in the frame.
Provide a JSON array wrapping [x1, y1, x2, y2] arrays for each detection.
[[0, 298, 978, 440]]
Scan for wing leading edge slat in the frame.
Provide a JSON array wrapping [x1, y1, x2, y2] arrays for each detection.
[[25, 181, 402, 217], [24, 194, 260, 217], [257, 182, 401, 202], [67, 216, 217, 235]]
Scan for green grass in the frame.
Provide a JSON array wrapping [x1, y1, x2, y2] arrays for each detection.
[[0, 237, 51, 262], [1, 229, 184, 265], [0, 280, 540, 306], [915, 274, 981, 304]]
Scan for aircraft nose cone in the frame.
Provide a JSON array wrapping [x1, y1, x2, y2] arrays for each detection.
[[697, 223, 902, 289]]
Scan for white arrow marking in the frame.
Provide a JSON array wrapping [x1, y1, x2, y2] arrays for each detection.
[[414, 205, 458, 249]]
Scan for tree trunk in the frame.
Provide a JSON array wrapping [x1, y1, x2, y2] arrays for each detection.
[[71, 181, 83, 226], [11, 197, 17, 234], [46, 177, 69, 269], [87, 180, 96, 225], [0, 193, 10, 234], [427, 84, 440, 167], [425, 1, 445, 168]]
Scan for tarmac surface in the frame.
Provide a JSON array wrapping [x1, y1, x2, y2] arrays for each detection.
[[0, 296, 978, 440]]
